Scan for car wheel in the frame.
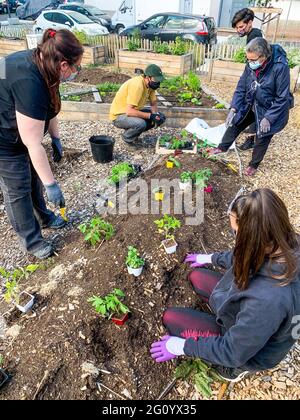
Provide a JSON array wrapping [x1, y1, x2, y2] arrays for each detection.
[[116, 25, 125, 35]]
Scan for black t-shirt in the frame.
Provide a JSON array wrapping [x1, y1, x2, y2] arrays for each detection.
[[0, 50, 57, 156], [247, 28, 263, 44]]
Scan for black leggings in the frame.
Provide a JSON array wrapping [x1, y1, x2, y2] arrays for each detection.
[[219, 111, 273, 169], [163, 268, 222, 340]]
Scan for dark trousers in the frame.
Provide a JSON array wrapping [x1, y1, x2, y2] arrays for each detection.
[[113, 108, 165, 143], [163, 268, 222, 340], [0, 153, 55, 253], [219, 111, 273, 169]]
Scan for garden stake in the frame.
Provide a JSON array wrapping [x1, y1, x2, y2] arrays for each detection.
[[96, 381, 127, 400], [157, 378, 177, 400]]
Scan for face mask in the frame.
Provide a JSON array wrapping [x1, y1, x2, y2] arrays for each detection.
[[60, 71, 78, 83], [249, 61, 261, 70], [149, 80, 160, 90]]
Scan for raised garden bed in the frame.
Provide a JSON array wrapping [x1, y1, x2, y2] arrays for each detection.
[[0, 154, 240, 400], [116, 49, 193, 76], [81, 45, 105, 66], [0, 38, 27, 57], [210, 59, 300, 92]]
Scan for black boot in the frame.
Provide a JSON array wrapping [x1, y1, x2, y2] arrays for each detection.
[[238, 135, 255, 151]]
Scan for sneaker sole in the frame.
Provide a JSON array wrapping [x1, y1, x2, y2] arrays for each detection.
[[219, 370, 250, 383]]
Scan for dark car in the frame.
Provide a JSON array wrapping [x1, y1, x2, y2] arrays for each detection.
[[0, 0, 18, 13], [120, 12, 217, 45], [58, 3, 112, 31]]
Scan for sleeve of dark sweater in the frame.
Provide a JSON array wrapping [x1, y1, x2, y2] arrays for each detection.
[[211, 251, 233, 270], [183, 294, 286, 368]]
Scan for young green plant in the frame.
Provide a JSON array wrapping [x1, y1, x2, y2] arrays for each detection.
[[79, 217, 114, 247], [88, 288, 130, 319], [154, 215, 181, 240], [126, 246, 144, 269]]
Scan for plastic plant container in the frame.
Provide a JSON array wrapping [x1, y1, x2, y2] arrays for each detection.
[[127, 265, 143, 277], [14, 291, 35, 313], [204, 185, 213, 193], [179, 181, 191, 191], [162, 238, 178, 254], [111, 312, 129, 326], [89, 136, 115, 163]]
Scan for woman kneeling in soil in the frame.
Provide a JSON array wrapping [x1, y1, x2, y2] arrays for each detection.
[[0, 29, 83, 258], [150, 188, 300, 382], [208, 38, 294, 177]]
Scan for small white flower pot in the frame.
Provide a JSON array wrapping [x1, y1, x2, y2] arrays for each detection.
[[127, 265, 144, 277], [179, 181, 191, 191], [162, 239, 178, 254], [14, 292, 35, 313]]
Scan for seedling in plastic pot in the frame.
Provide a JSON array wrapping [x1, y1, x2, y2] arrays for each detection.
[[154, 215, 181, 254], [126, 246, 145, 277], [192, 169, 212, 189], [159, 134, 172, 148], [79, 217, 114, 247], [153, 187, 165, 201], [88, 288, 130, 326], [166, 156, 181, 169], [179, 171, 193, 191]]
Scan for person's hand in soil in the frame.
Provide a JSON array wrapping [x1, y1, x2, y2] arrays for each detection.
[[51, 136, 63, 162], [185, 253, 213, 268], [150, 335, 185, 362]]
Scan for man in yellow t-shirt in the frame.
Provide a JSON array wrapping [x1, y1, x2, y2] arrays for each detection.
[[110, 64, 166, 146]]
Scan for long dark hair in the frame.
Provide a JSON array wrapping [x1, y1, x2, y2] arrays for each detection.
[[33, 29, 84, 113], [232, 188, 299, 290]]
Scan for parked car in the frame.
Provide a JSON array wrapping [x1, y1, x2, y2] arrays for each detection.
[[34, 10, 108, 35], [58, 3, 112, 31], [120, 12, 217, 45], [0, 0, 18, 13]]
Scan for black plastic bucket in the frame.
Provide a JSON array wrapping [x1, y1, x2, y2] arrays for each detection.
[[89, 136, 115, 163]]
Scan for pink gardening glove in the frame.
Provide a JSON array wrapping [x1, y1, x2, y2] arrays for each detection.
[[185, 253, 213, 268], [150, 335, 185, 363]]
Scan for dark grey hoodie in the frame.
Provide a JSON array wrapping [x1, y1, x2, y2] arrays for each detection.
[[184, 250, 300, 371]]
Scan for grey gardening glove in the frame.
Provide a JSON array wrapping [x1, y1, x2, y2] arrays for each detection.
[[51, 136, 63, 163], [260, 118, 271, 134], [225, 108, 236, 128], [44, 182, 65, 207]]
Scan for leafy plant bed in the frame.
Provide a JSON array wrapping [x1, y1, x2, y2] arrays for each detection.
[[0, 154, 241, 401]]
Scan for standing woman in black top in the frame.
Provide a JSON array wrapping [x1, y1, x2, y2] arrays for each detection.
[[0, 29, 83, 259], [231, 8, 263, 152]]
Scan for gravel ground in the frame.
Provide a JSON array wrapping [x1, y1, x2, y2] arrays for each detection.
[[0, 79, 299, 400]]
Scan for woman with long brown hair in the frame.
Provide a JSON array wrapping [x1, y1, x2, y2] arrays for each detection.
[[150, 189, 300, 382], [0, 29, 83, 258]]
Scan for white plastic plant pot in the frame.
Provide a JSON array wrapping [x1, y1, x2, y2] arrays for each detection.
[[14, 292, 35, 313], [26, 34, 43, 49], [179, 181, 192, 191], [127, 265, 144, 277], [162, 238, 178, 255]]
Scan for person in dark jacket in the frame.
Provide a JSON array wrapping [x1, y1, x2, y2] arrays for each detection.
[[232, 7, 264, 151], [150, 188, 300, 382], [207, 38, 293, 176]]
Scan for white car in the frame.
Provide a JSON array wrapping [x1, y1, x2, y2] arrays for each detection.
[[34, 10, 108, 36]]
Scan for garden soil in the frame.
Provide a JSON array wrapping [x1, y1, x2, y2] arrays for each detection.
[[0, 155, 240, 400]]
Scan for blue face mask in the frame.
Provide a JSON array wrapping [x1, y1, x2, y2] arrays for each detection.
[[249, 61, 261, 70]]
